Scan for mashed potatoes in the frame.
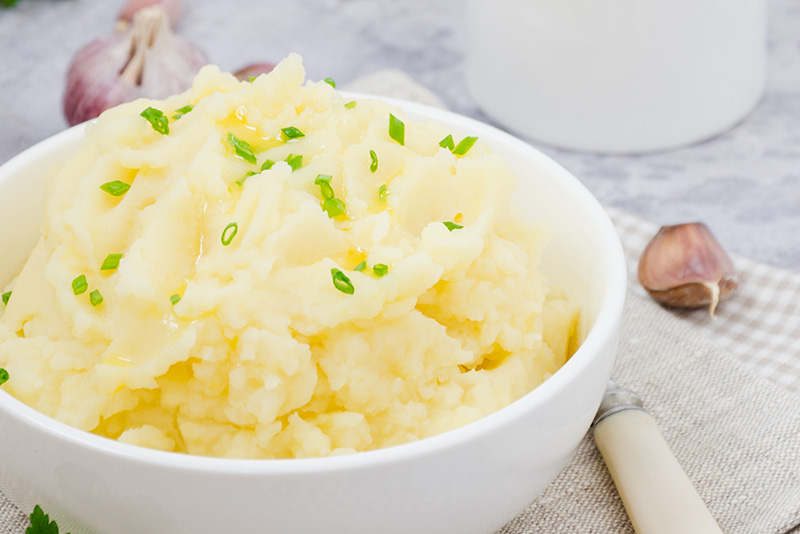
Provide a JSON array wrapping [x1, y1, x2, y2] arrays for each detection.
[[0, 55, 579, 458]]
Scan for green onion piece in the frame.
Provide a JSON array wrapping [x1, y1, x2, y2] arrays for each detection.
[[372, 264, 389, 277], [331, 268, 354, 295], [227, 133, 257, 164], [315, 175, 335, 201], [0, 368, 8, 386], [221, 222, 238, 246], [322, 198, 347, 218], [443, 221, 463, 232], [378, 184, 388, 199], [1, 291, 10, 305], [100, 180, 131, 197], [369, 150, 378, 173], [249, 76, 257, 83], [439, 134, 455, 151], [388, 114, 405, 146], [140, 107, 169, 135], [281, 127, 305, 140], [170, 294, 182, 305], [90, 290, 104, 307], [172, 105, 194, 120], [353, 260, 367, 272], [344, 101, 357, 109], [285, 153, 303, 171], [100, 253, 123, 271], [452, 136, 478, 156], [261, 159, 275, 171], [72, 275, 88, 295], [324, 77, 336, 88], [236, 171, 258, 187]]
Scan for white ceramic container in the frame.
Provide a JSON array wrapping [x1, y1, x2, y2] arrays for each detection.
[[0, 96, 626, 534], [464, 0, 766, 153]]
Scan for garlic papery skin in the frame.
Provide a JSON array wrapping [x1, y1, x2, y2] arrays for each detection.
[[638, 223, 738, 315], [63, 5, 206, 126], [117, 0, 181, 32], [233, 63, 277, 82]]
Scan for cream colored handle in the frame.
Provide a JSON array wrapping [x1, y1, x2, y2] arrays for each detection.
[[593, 409, 723, 534]]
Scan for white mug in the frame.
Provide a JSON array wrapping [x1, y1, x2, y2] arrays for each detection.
[[464, 0, 766, 154]]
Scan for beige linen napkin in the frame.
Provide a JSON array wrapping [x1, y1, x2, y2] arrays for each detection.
[[3, 73, 800, 534]]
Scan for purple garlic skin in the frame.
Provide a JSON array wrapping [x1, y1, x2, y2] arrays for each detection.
[[638, 222, 738, 315], [233, 63, 277, 82], [64, 5, 206, 126]]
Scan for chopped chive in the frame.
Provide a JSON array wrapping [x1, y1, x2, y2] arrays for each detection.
[[249, 76, 257, 83], [100, 253, 123, 271], [378, 184, 388, 199], [322, 198, 347, 218], [90, 290, 104, 307], [388, 114, 405, 146], [227, 133, 257, 164], [0, 368, 8, 386], [372, 264, 389, 277], [353, 260, 367, 272], [72, 275, 88, 295], [452, 136, 478, 156], [324, 77, 336, 88], [236, 170, 258, 187], [172, 104, 194, 120], [439, 134, 455, 151], [261, 159, 275, 171], [221, 222, 238, 246], [1, 291, 10, 305], [315, 175, 335, 201], [281, 127, 305, 140], [100, 180, 131, 197], [344, 101, 357, 109], [369, 150, 378, 173], [170, 293, 182, 305], [331, 268, 354, 295], [140, 107, 169, 135], [285, 153, 303, 171], [443, 221, 463, 232]]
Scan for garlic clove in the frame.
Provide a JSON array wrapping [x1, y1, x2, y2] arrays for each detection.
[[116, 0, 181, 32], [233, 63, 276, 82], [638, 222, 738, 315], [64, 5, 206, 126]]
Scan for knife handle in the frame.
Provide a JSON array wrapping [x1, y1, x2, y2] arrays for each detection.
[[593, 394, 722, 534]]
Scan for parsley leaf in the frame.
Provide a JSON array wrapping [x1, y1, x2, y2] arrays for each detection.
[[27, 504, 69, 534]]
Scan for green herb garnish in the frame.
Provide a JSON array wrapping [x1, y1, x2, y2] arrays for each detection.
[[315, 175, 335, 200], [27, 504, 69, 534], [221, 222, 238, 246], [89, 290, 103, 307], [369, 150, 378, 173], [236, 171, 258, 187], [378, 184, 388, 199], [372, 264, 389, 277], [315, 175, 346, 218], [0, 368, 7, 386], [324, 77, 336, 88], [439, 135, 455, 151], [71, 275, 88, 296], [388, 114, 405, 146], [322, 198, 347, 218], [140, 107, 169, 135], [261, 159, 275, 171], [227, 132, 257, 164], [353, 260, 367, 272], [285, 153, 303, 171], [1, 291, 10, 305], [100, 180, 131, 197], [331, 268, 354, 295], [443, 221, 463, 232], [344, 101, 357, 109], [100, 253, 123, 271], [281, 127, 305, 140], [170, 294, 181, 305], [172, 105, 194, 120], [452, 136, 478, 156]]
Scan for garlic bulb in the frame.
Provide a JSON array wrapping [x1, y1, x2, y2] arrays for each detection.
[[233, 63, 276, 82], [117, 0, 181, 32], [638, 223, 738, 315], [63, 5, 206, 126]]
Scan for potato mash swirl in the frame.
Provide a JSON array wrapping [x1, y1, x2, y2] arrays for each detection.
[[0, 55, 579, 458]]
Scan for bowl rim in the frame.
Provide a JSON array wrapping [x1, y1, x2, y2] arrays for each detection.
[[0, 94, 627, 475]]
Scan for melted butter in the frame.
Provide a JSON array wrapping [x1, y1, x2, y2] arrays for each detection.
[[219, 116, 283, 155], [330, 247, 367, 271]]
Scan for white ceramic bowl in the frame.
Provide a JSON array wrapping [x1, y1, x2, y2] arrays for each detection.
[[0, 97, 626, 534]]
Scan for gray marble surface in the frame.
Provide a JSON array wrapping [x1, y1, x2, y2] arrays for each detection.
[[1, 0, 798, 270]]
